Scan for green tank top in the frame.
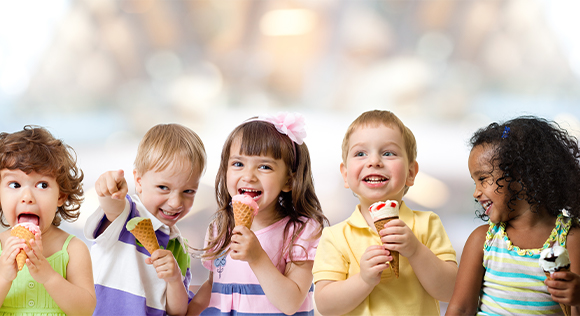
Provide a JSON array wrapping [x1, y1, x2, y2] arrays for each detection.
[[0, 234, 74, 316]]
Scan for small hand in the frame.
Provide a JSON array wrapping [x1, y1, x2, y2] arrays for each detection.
[[379, 219, 420, 258], [545, 271, 580, 306], [146, 249, 182, 283], [25, 233, 59, 284], [95, 169, 128, 200], [0, 236, 26, 282], [230, 226, 265, 264], [359, 245, 391, 287]]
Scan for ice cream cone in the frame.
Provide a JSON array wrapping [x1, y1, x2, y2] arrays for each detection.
[[369, 200, 400, 278], [231, 194, 259, 229], [127, 218, 159, 255], [544, 270, 571, 316], [11, 225, 35, 271], [374, 217, 400, 278], [233, 201, 255, 229]]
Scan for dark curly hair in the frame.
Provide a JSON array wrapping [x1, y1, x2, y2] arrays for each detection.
[[470, 116, 580, 222], [0, 125, 84, 227]]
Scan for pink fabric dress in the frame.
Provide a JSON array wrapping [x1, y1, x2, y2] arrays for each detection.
[[201, 217, 320, 316]]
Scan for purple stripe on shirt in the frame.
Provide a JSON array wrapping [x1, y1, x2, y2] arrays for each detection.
[[94, 284, 166, 316], [119, 195, 170, 255]]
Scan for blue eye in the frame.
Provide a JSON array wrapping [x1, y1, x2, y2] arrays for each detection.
[[232, 162, 243, 167], [36, 182, 48, 189], [355, 152, 366, 157], [8, 182, 20, 189], [184, 189, 196, 194], [383, 152, 394, 157], [259, 165, 272, 170], [158, 185, 169, 191]]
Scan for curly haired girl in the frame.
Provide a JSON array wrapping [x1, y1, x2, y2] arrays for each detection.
[[0, 125, 96, 316], [447, 116, 580, 315]]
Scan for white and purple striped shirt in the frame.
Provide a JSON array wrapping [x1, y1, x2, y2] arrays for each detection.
[[84, 194, 192, 316]]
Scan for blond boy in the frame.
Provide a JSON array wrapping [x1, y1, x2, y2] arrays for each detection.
[[84, 124, 206, 316], [313, 110, 457, 315]]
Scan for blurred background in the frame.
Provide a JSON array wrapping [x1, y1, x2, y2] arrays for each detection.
[[2, 0, 580, 314]]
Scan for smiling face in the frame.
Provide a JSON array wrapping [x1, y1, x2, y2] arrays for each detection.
[[340, 124, 418, 211], [226, 138, 292, 217], [134, 161, 201, 227], [468, 144, 513, 223], [0, 169, 66, 233]]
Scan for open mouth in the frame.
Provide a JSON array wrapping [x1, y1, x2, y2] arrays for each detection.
[[239, 188, 262, 200], [159, 209, 181, 219], [363, 176, 388, 184], [18, 214, 39, 226], [481, 201, 492, 215]]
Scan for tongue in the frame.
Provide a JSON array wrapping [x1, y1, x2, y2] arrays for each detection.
[[243, 191, 260, 198], [18, 214, 39, 226]]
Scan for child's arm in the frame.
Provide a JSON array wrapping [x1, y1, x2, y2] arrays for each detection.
[[0, 236, 26, 306], [27, 235, 97, 316], [445, 225, 487, 316], [380, 218, 458, 301], [187, 272, 213, 316], [94, 170, 128, 233], [146, 249, 189, 316], [314, 245, 391, 315], [230, 226, 326, 315], [545, 227, 580, 315]]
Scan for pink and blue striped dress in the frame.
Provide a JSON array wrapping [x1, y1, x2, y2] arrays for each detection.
[[202, 217, 320, 316]]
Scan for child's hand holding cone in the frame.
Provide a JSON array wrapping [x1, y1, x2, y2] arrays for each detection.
[[369, 201, 400, 278], [10, 223, 41, 271]]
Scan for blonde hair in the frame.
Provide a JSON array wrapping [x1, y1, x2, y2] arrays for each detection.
[[342, 110, 417, 164], [134, 124, 206, 177]]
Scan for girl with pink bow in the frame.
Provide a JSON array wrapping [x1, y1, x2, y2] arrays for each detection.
[[188, 113, 328, 316]]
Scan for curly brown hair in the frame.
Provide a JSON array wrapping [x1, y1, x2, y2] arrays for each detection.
[[204, 120, 328, 262], [0, 125, 84, 227]]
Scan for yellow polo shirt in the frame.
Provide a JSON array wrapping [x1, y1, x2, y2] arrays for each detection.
[[312, 201, 456, 316]]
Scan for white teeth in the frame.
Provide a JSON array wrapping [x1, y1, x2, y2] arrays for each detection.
[[364, 177, 386, 183], [482, 201, 492, 209], [241, 189, 259, 193], [162, 210, 180, 216]]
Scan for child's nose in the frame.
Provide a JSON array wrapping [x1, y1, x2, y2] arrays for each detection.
[[168, 193, 183, 209], [241, 169, 257, 182], [367, 154, 383, 168], [21, 187, 35, 204], [472, 186, 481, 199]]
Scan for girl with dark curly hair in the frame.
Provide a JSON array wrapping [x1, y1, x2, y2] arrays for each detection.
[[0, 125, 96, 315], [447, 116, 580, 315]]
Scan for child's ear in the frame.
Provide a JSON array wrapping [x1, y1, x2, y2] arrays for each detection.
[[405, 161, 419, 187], [57, 193, 67, 207], [282, 174, 293, 192], [133, 169, 143, 194], [340, 162, 350, 189]]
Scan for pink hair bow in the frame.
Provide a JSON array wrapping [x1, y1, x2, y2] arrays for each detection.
[[257, 112, 306, 145]]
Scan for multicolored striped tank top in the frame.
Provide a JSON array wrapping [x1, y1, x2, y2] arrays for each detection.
[[478, 213, 571, 315]]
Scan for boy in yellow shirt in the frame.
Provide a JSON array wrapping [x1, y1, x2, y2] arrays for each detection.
[[313, 110, 457, 315]]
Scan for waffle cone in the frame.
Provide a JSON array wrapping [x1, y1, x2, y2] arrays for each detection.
[[233, 201, 255, 229], [544, 270, 571, 316], [374, 216, 399, 278], [11, 226, 35, 271], [129, 218, 160, 255]]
